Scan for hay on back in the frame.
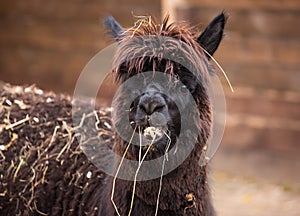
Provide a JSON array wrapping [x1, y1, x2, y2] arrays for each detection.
[[0, 84, 112, 215]]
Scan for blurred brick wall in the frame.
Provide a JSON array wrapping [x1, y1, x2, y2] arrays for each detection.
[[171, 0, 300, 92], [163, 0, 300, 153], [1, 0, 300, 154], [0, 0, 161, 97]]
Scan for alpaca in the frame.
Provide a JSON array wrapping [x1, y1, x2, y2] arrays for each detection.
[[99, 13, 227, 216], [0, 12, 227, 216]]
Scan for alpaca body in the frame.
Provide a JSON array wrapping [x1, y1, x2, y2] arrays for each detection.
[[99, 12, 227, 216]]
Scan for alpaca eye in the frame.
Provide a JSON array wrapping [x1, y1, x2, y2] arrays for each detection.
[[139, 104, 147, 112], [180, 85, 189, 94], [153, 105, 164, 113]]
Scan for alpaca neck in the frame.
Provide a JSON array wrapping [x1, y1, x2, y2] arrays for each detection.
[[99, 142, 215, 216], [134, 156, 213, 214]]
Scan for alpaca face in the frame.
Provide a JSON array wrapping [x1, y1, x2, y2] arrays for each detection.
[[112, 70, 189, 160], [128, 78, 182, 158], [106, 13, 227, 162], [112, 64, 205, 162]]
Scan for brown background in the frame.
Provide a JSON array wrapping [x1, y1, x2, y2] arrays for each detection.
[[168, 0, 300, 160], [1, 0, 299, 194], [0, 0, 161, 93], [165, 0, 300, 193]]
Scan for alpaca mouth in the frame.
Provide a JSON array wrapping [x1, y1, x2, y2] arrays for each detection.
[[142, 126, 165, 143], [133, 125, 166, 145], [130, 120, 169, 145], [137, 126, 171, 157]]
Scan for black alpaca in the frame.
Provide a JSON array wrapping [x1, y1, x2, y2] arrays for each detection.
[[99, 13, 227, 216]]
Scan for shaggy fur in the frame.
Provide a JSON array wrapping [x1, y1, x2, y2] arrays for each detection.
[[99, 13, 227, 216], [0, 84, 113, 215]]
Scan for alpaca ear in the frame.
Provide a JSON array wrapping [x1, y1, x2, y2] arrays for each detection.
[[103, 16, 125, 41], [197, 12, 228, 59]]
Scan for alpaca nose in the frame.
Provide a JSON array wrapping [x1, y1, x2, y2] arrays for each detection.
[[134, 90, 167, 126], [138, 100, 165, 115]]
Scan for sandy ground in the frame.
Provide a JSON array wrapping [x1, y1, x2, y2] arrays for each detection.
[[213, 171, 300, 216], [211, 147, 300, 216]]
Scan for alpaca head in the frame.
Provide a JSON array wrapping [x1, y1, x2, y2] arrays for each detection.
[[105, 14, 227, 165]]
